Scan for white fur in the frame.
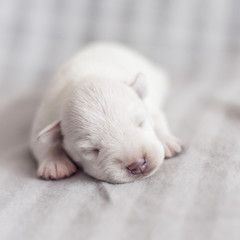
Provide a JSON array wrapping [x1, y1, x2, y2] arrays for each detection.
[[30, 42, 183, 183]]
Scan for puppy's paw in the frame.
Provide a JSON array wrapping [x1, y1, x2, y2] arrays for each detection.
[[162, 135, 183, 159], [38, 157, 77, 180]]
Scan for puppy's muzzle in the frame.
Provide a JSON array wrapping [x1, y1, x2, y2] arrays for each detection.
[[127, 158, 148, 174]]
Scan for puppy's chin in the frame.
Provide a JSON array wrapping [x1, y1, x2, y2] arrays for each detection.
[[99, 168, 160, 184], [88, 159, 163, 184]]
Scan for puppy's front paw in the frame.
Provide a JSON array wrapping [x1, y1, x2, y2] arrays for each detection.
[[38, 157, 77, 180], [162, 135, 183, 159]]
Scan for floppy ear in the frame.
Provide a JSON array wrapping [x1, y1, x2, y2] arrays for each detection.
[[130, 73, 147, 99], [37, 120, 62, 144]]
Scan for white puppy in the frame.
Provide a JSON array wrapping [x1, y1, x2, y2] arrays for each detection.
[[30, 42, 183, 184]]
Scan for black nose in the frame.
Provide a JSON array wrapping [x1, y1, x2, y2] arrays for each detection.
[[127, 158, 148, 174]]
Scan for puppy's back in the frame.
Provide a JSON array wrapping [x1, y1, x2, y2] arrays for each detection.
[[31, 42, 168, 144]]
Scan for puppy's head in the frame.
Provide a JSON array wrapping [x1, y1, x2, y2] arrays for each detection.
[[38, 74, 164, 183]]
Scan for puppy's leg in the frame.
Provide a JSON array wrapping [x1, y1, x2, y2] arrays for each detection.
[[152, 110, 183, 158], [145, 99, 183, 158], [34, 144, 77, 180], [31, 121, 77, 180]]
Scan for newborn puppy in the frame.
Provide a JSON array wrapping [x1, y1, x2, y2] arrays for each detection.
[[30, 42, 183, 183]]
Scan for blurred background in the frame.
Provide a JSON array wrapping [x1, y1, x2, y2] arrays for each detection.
[[1, 0, 239, 97], [1, 1, 240, 240]]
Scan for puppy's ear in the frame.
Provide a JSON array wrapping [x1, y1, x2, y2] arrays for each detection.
[[130, 73, 147, 99], [37, 120, 62, 144]]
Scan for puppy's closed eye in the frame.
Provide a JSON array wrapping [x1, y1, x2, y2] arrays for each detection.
[[92, 148, 100, 155], [138, 120, 146, 128], [82, 148, 100, 159]]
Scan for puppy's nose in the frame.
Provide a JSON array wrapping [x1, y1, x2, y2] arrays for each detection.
[[127, 158, 147, 174]]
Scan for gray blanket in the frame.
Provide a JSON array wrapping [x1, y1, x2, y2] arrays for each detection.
[[1, 0, 240, 240]]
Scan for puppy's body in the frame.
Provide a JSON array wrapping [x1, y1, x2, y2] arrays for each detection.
[[31, 42, 182, 183]]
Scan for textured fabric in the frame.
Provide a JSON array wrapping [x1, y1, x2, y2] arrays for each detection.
[[1, 0, 240, 239]]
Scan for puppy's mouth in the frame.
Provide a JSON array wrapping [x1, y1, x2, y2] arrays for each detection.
[[126, 159, 157, 178], [127, 159, 148, 174]]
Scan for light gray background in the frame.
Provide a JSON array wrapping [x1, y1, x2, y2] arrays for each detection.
[[0, 0, 240, 240]]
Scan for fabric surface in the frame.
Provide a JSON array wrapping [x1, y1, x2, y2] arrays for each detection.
[[1, 0, 240, 239]]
